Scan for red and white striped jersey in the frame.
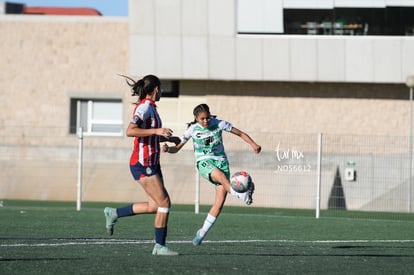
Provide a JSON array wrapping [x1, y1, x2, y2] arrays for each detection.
[[129, 98, 162, 166]]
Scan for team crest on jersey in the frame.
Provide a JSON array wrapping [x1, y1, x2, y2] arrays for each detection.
[[146, 167, 152, 175]]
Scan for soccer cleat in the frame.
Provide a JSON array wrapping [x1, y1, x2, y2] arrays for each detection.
[[104, 207, 118, 236], [152, 243, 179, 256], [192, 229, 204, 246], [244, 181, 255, 205]]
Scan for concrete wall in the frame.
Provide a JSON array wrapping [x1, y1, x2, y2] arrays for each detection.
[[0, 15, 130, 145]]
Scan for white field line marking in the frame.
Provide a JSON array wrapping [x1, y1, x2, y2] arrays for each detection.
[[2, 239, 414, 248]]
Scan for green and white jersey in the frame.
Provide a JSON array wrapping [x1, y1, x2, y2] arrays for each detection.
[[182, 117, 233, 162]]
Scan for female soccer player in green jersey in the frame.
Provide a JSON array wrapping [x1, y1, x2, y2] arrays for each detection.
[[163, 103, 261, 246]]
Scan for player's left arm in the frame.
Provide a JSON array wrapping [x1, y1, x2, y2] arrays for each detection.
[[230, 127, 262, 154]]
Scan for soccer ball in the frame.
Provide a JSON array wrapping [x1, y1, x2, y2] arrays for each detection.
[[230, 171, 252, 193]]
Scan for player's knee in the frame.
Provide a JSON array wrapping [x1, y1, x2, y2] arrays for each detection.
[[159, 196, 171, 208], [210, 174, 228, 186]]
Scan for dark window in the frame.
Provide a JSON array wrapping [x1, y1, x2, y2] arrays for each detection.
[[162, 80, 179, 98], [284, 7, 414, 36]]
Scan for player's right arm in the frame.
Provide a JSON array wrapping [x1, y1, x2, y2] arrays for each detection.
[[163, 125, 192, 153]]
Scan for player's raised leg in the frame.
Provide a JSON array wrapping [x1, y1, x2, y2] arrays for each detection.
[[104, 202, 154, 236], [210, 168, 254, 205]]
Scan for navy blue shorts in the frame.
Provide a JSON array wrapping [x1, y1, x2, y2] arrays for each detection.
[[130, 162, 163, 181]]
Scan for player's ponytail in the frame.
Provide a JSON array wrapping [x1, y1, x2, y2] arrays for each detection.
[[119, 74, 161, 104]]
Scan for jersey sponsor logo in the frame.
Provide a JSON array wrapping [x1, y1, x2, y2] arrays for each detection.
[[195, 132, 209, 138]]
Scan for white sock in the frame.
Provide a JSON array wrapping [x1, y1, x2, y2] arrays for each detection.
[[230, 187, 247, 201], [199, 213, 216, 237]]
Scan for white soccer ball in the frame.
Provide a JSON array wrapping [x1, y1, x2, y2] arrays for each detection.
[[230, 171, 252, 193]]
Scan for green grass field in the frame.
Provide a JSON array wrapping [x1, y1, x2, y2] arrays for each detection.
[[1, 200, 414, 274]]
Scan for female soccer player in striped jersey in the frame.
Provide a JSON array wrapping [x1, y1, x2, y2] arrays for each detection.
[[104, 74, 180, 256], [163, 103, 261, 246]]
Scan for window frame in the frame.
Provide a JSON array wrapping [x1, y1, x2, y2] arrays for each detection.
[[70, 97, 124, 137]]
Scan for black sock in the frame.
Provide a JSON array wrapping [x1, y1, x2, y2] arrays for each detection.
[[116, 204, 134, 217], [155, 227, 167, 246]]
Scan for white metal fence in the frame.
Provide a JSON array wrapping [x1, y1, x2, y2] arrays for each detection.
[[0, 126, 412, 218]]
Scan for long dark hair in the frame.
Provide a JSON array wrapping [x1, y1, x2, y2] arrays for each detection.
[[119, 74, 160, 103], [186, 103, 216, 128]]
